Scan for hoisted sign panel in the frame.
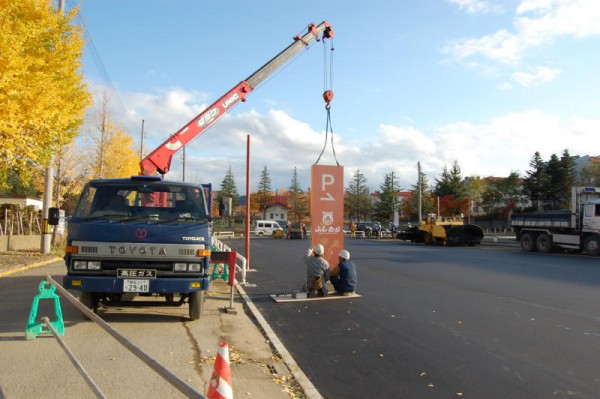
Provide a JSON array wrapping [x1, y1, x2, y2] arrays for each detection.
[[310, 165, 344, 270]]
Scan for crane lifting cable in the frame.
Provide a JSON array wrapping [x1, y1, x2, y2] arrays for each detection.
[[315, 35, 338, 165]]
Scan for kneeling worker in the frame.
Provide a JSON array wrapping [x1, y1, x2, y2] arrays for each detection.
[[331, 250, 357, 296], [304, 244, 330, 297]]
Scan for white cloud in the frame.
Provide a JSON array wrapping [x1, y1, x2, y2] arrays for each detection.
[[446, 29, 522, 65], [91, 86, 600, 191], [448, 0, 504, 14], [444, 0, 600, 83], [511, 65, 561, 87]]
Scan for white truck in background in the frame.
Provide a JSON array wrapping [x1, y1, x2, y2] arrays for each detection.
[[511, 187, 600, 255]]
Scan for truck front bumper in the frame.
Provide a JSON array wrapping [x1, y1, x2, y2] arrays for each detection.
[[63, 275, 210, 293]]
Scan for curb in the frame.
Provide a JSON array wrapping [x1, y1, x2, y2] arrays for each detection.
[[235, 283, 323, 399], [0, 257, 62, 278]]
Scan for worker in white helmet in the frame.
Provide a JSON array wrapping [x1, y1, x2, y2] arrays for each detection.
[[304, 244, 330, 297], [330, 249, 357, 296]]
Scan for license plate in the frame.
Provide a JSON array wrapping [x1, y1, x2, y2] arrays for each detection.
[[123, 279, 150, 293]]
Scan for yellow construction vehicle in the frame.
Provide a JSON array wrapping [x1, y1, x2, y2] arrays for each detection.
[[397, 214, 483, 246], [416, 214, 484, 246]]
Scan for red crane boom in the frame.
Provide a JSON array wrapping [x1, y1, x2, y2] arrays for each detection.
[[140, 21, 334, 176]]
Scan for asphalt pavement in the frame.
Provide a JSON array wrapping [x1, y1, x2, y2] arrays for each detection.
[[228, 237, 600, 399]]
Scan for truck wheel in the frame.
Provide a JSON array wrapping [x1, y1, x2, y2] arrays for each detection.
[[79, 292, 98, 319], [189, 291, 205, 320], [536, 233, 552, 254], [584, 235, 600, 256], [79, 292, 97, 309], [520, 233, 537, 252], [422, 232, 431, 245]]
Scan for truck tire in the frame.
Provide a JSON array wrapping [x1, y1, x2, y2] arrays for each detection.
[[520, 233, 537, 252], [79, 292, 96, 309], [584, 235, 600, 256], [79, 292, 98, 319], [423, 232, 433, 245], [189, 291, 205, 320], [536, 233, 552, 254]]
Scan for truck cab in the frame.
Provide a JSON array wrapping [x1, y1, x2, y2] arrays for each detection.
[[582, 199, 600, 231], [62, 176, 213, 319]]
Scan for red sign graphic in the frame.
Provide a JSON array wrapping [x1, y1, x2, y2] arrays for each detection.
[[135, 228, 148, 239]]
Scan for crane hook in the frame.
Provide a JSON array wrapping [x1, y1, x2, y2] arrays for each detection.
[[323, 90, 334, 109]]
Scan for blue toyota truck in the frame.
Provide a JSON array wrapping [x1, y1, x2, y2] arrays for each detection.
[[62, 176, 214, 319]]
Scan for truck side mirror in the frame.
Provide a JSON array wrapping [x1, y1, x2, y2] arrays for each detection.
[[48, 207, 60, 225], [219, 196, 232, 218]]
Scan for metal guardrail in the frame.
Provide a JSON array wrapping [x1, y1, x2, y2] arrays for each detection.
[[212, 236, 248, 286], [41, 316, 107, 398], [480, 236, 519, 247], [38, 275, 208, 399], [213, 231, 235, 238], [344, 231, 366, 238]]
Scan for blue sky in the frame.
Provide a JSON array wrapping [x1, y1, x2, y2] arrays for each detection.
[[71, 0, 600, 192]]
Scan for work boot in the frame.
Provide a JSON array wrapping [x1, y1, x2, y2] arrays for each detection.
[[313, 277, 323, 290]]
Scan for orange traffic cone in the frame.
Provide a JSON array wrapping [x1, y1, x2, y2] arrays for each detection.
[[207, 342, 233, 399]]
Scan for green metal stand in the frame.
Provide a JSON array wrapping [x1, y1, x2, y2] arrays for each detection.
[[25, 280, 64, 340], [211, 263, 229, 282], [210, 245, 229, 282]]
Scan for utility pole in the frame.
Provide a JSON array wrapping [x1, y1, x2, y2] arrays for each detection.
[[41, 0, 65, 254], [139, 119, 145, 160], [182, 146, 186, 182], [418, 162, 422, 223], [245, 135, 251, 273]]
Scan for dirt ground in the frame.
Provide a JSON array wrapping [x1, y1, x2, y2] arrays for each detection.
[[0, 250, 60, 275]]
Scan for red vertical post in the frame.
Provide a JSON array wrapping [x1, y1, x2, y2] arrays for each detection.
[[227, 252, 237, 286], [245, 135, 251, 271]]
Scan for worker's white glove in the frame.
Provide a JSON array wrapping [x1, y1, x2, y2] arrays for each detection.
[[306, 248, 313, 256]]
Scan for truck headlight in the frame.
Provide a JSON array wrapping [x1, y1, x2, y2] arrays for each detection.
[[188, 263, 201, 272], [74, 261, 102, 270], [73, 261, 87, 270], [174, 263, 188, 272], [87, 261, 102, 270]]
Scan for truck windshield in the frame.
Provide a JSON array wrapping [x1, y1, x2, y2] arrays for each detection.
[[74, 182, 209, 222]]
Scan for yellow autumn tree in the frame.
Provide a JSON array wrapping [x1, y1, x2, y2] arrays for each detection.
[[0, 0, 91, 189], [83, 92, 140, 179]]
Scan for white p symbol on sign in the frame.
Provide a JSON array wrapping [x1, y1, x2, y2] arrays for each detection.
[[320, 174, 335, 201]]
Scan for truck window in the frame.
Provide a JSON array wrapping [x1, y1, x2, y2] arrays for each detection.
[[74, 183, 208, 221], [75, 186, 97, 217]]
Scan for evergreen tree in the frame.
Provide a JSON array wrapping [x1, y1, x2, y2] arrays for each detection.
[[219, 166, 240, 208], [522, 151, 546, 211], [344, 169, 371, 221], [559, 149, 577, 206], [287, 167, 308, 221], [375, 171, 400, 222], [434, 161, 465, 198], [432, 161, 467, 216], [255, 166, 273, 218], [543, 153, 563, 209]]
